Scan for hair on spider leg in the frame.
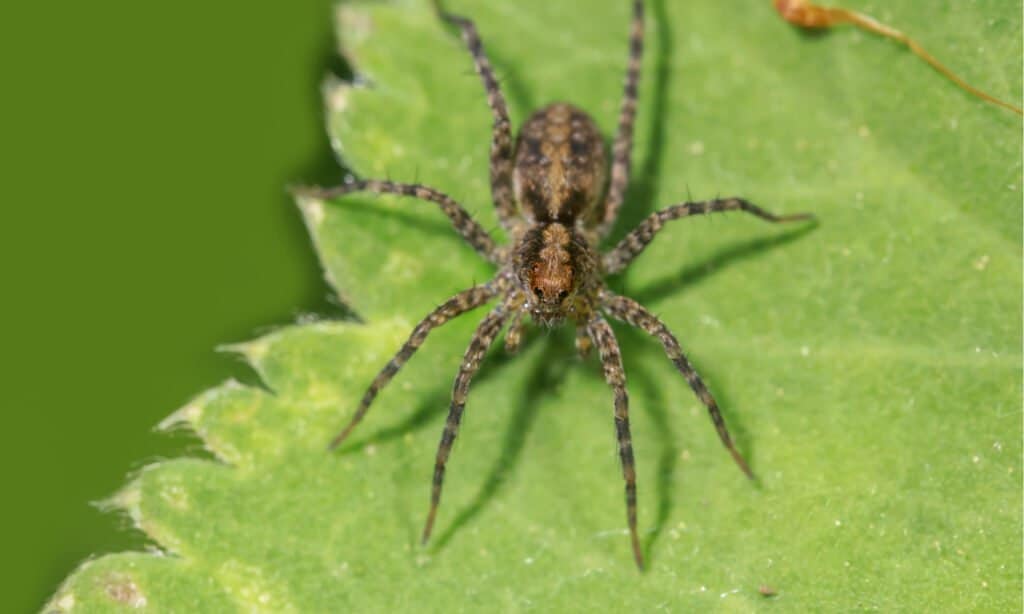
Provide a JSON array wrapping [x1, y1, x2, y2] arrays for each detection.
[[427, 339, 572, 550], [320, 0, 813, 570], [630, 222, 817, 308]]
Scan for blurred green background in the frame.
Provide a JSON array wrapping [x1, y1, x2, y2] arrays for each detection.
[[1, 2, 343, 610]]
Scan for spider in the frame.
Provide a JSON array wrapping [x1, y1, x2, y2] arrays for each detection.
[[297, 0, 811, 569]]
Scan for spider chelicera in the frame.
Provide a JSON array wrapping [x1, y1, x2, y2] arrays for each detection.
[[296, 0, 811, 569]]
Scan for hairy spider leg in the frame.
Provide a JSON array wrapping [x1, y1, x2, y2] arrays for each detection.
[[294, 179, 501, 263], [600, 291, 754, 479], [574, 324, 593, 358], [587, 315, 644, 570], [328, 281, 502, 450], [503, 308, 526, 354], [434, 2, 519, 230], [597, 0, 645, 238], [422, 297, 514, 543], [603, 197, 813, 274]]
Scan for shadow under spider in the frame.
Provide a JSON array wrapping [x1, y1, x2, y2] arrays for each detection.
[[621, 354, 674, 564], [331, 328, 521, 456], [627, 222, 818, 306], [484, 46, 535, 121], [605, 0, 672, 245], [565, 336, 680, 565], [616, 328, 763, 564], [324, 197, 483, 242], [431, 335, 575, 550]]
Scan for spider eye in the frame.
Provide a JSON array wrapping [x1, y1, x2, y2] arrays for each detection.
[[533, 286, 543, 298], [557, 290, 569, 300]]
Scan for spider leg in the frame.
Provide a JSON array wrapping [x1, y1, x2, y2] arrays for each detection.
[[596, 0, 645, 238], [328, 279, 502, 450], [587, 315, 644, 570], [433, 1, 518, 232], [575, 324, 593, 359], [600, 290, 754, 479], [603, 197, 813, 274], [422, 298, 512, 544], [294, 179, 502, 264], [503, 307, 525, 354]]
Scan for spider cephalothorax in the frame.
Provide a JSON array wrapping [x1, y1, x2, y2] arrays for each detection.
[[513, 221, 596, 326], [297, 0, 811, 569]]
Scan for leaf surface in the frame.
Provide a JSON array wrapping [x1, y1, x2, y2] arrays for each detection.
[[48, 1, 1021, 611]]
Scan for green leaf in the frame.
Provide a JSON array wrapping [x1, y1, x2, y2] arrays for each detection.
[[47, 0, 1021, 611]]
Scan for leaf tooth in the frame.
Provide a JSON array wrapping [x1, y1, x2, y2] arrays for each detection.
[[321, 74, 356, 165], [156, 400, 204, 434], [97, 473, 143, 519], [334, 3, 375, 70], [294, 193, 350, 310], [95, 465, 190, 556], [322, 74, 352, 116], [217, 331, 294, 396], [156, 379, 266, 467], [48, 589, 76, 612], [296, 194, 326, 228], [218, 338, 272, 373], [158, 379, 248, 430]]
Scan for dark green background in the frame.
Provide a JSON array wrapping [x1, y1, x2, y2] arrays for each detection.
[[2, 2, 342, 611]]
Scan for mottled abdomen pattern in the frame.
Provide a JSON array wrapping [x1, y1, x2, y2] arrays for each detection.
[[513, 103, 607, 225]]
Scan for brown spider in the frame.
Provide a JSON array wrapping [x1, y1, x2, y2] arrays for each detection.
[[298, 0, 811, 569]]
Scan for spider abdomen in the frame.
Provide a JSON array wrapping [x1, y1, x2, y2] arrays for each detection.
[[513, 102, 607, 226]]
